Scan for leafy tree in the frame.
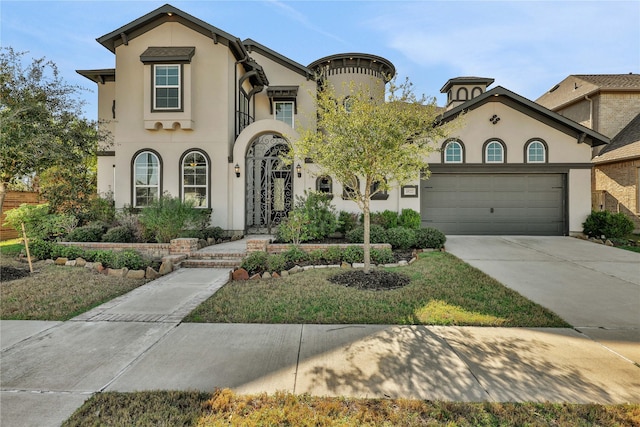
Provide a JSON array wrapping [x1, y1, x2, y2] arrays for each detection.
[[0, 48, 106, 215], [295, 78, 457, 272]]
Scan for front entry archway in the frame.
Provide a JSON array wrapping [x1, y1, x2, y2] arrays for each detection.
[[246, 134, 292, 234]]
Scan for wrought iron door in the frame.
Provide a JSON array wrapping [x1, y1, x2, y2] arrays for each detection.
[[246, 134, 292, 233]]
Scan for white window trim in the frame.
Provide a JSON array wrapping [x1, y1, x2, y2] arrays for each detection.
[[527, 141, 546, 163], [182, 151, 209, 209], [153, 64, 181, 111], [133, 151, 161, 208], [444, 141, 463, 164], [485, 141, 504, 163], [274, 100, 294, 128]]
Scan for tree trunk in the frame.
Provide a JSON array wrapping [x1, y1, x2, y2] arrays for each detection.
[[0, 181, 7, 217], [363, 201, 371, 273]]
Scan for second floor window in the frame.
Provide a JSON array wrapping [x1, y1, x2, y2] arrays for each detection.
[[154, 64, 181, 110], [275, 101, 294, 127]]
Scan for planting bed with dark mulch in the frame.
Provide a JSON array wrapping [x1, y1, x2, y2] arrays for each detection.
[[329, 270, 411, 290], [1, 265, 31, 281]]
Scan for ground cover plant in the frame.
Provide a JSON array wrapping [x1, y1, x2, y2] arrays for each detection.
[[186, 251, 569, 327], [0, 253, 148, 320], [62, 389, 640, 426]]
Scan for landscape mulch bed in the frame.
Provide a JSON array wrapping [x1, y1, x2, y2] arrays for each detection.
[[328, 270, 411, 290], [1, 265, 31, 281]]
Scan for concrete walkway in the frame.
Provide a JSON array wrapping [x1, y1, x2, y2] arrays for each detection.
[[2, 237, 639, 426]]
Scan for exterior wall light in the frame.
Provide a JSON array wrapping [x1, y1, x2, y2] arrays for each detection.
[[296, 164, 302, 178], [234, 163, 240, 177]]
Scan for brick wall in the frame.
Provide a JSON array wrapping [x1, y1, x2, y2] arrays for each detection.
[[59, 241, 171, 259], [593, 159, 640, 230], [1, 191, 44, 241], [598, 93, 640, 138]]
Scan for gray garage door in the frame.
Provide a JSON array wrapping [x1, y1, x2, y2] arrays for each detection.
[[421, 173, 565, 235]]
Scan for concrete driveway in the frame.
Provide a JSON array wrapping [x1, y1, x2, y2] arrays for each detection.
[[445, 236, 640, 362]]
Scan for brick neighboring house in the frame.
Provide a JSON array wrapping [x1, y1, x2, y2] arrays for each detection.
[[536, 74, 640, 230]]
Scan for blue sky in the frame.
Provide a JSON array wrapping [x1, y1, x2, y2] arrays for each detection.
[[2, 0, 639, 119]]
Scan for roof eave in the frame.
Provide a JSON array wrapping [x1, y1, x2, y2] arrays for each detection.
[[439, 86, 610, 147]]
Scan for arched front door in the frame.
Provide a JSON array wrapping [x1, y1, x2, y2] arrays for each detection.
[[246, 134, 292, 234]]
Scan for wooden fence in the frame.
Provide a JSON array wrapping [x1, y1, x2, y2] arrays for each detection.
[[1, 191, 43, 241]]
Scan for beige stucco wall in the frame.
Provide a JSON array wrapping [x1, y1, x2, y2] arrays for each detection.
[[427, 101, 593, 164], [568, 168, 592, 233]]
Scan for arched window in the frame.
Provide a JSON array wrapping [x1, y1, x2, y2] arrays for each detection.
[[443, 140, 464, 163], [133, 150, 161, 207], [526, 140, 547, 163], [181, 150, 209, 208], [456, 87, 468, 101], [316, 176, 333, 196], [471, 87, 483, 98], [484, 140, 505, 163]]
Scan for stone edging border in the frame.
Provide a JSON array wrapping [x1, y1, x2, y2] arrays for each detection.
[[231, 248, 445, 281]]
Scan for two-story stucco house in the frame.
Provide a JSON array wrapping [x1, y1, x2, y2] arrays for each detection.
[[78, 4, 609, 237]]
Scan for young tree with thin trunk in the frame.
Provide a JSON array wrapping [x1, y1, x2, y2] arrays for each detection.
[[295, 78, 458, 273]]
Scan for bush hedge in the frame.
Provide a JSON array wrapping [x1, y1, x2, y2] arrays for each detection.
[[583, 210, 634, 239]]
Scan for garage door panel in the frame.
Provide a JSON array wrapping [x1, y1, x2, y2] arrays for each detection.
[[421, 173, 564, 235]]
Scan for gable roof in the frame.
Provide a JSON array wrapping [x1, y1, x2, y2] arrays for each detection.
[[440, 85, 610, 147], [243, 38, 311, 79], [96, 4, 245, 59], [536, 74, 640, 111], [440, 76, 494, 93], [592, 113, 640, 164], [94, 4, 268, 87]]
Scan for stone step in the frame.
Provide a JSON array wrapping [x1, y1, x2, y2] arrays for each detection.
[[182, 258, 242, 268], [189, 252, 246, 260]]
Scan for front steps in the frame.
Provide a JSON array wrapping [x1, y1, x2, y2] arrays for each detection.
[[181, 251, 245, 269]]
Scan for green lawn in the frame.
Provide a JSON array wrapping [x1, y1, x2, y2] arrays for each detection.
[[62, 389, 640, 427], [185, 251, 569, 327], [0, 254, 148, 321]]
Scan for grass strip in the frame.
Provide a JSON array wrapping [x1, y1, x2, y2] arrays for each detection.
[[63, 389, 640, 426], [1, 256, 148, 321], [185, 252, 569, 327]]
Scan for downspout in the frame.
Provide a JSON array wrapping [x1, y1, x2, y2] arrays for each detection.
[[584, 95, 593, 129]]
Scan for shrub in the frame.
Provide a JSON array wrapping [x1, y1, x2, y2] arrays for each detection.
[[267, 254, 287, 273], [202, 226, 224, 241], [308, 249, 326, 264], [83, 193, 116, 225], [240, 251, 269, 275], [371, 247, 395, 264], [282, 245, 309, 264], [92, 250, 116, 267], [342, 246, 364, 264], [3, 203, 77, 241], [323, 246, 343, 264], [583, 210, 634, 239], [114, 213, 144, 243], [398, 208, 421, 230], [66, 224, 105, 242], [345, 224, 387, 244], [337, 211, 359, 235], [102, 226, 136, 243], [138, 194, 204, 243], [28, 239, 55, 260], [386, 227, 416, 250], [297, 190, 339, 241], [276, 210, 310, 245], [414, 227, 446, 249], [371, 210, 398, 229], [111, 250, 148, 270], [61, 245, 86, 260]]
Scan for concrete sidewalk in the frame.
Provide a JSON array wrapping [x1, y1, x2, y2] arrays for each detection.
[[2, 236, 640, 426]]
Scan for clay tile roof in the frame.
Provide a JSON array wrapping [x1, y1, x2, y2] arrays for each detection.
[[593, 113, 640, 163]]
